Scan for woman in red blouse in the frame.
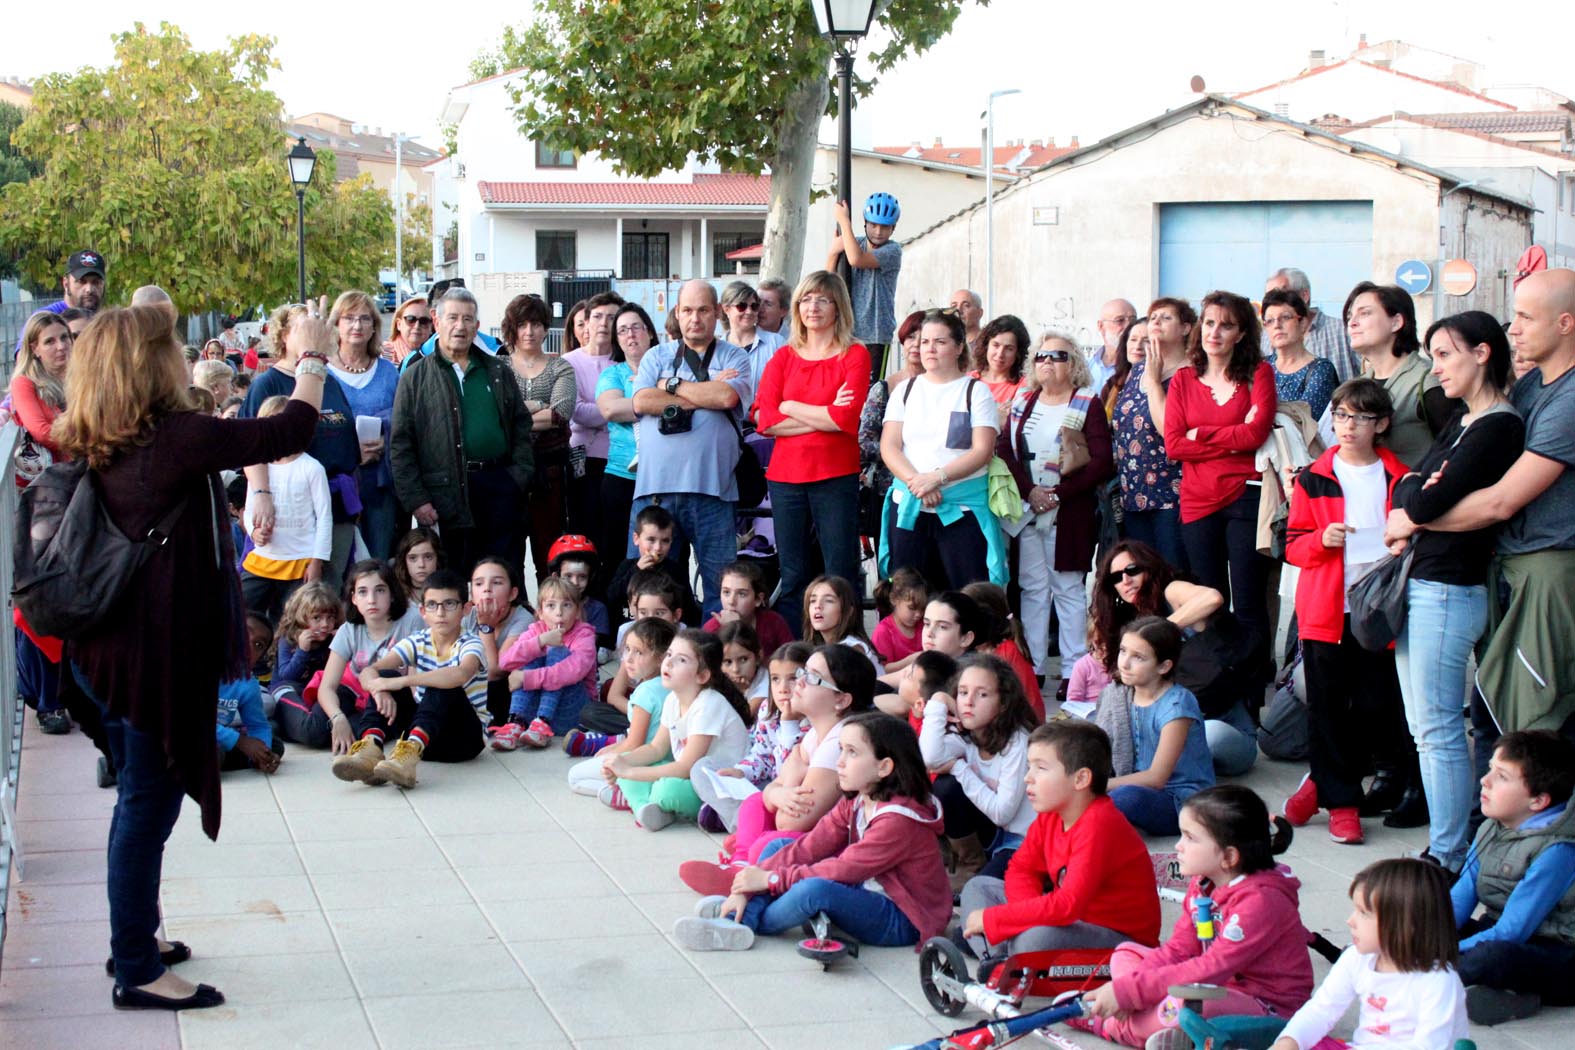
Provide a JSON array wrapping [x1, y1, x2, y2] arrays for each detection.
[[754, 271, 871, 633], [11, 311, 74, 455], [1163, 290, 1276, 649]]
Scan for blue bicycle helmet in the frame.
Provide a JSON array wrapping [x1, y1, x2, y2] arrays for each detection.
[[863, 192, 901, 226]]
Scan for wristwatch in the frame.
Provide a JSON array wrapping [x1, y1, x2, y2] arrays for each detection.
[[767, 872, 781, 889], [476, 623, 494, 635], [665, 376, 682, 395]]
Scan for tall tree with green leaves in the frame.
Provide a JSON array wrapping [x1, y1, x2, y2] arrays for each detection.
[[474, 1, 983, 282], [0, 23, 393, 313], [0, 100, 41, 281]]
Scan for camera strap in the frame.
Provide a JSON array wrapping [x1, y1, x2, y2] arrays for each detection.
[[678, 342, 750, 448]]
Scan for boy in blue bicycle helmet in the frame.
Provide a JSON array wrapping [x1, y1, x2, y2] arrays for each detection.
[[828, 192, 903, 379]]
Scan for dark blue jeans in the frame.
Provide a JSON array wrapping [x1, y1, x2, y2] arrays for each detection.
[[628, 492, 736, 617], [72, 663, 186, 988], [17, 626, 62, 714], [743, 834, 920, 946], [1121, 506, 1188, 576], [770, 473, 862, 635], [358, 483, 398, 563], [1109, 784, 1182, 836], [508, 646, 590, 733]]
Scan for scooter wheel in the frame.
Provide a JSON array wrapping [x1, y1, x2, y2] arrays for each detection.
[[797, 936, 852, 968], [918, 936, 970, 1016]]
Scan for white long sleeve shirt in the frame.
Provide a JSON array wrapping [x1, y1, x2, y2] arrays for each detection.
[[1277, 948, 1467, 1050], [243, 454, 332, 564], [919, 697, 1034, 837]]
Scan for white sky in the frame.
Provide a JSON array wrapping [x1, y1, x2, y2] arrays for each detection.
[[0, 1, 1569, 157]]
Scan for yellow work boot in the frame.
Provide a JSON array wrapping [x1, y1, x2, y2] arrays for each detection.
[[331, 738, 385, 785], [372, 738, 423, 788]]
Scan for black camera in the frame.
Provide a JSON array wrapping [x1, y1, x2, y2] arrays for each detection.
[[658, 403, 694, 435]]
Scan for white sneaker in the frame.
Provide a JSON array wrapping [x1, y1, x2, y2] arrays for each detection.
[[693, 895, 728, 919], [673, 916, 754, 952], [635, 801, 676, 831]]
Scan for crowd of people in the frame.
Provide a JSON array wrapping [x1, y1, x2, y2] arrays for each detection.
[[9, 203, 1575, 1040]]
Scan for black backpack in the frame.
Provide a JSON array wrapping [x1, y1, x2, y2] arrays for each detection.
[[12, 461, 188, 639]]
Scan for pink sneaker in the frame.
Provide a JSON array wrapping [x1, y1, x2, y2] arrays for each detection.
[[598, 784, 630, 811], [490, 722, 525, 751], [522, 718, 554, 748]]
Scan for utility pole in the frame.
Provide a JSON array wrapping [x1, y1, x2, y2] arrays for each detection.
[[394, 132, 404, 297]]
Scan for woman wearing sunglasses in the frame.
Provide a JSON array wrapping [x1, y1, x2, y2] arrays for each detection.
[[383, 296, 432, 367], [1087, 539, 1261, 774], [996, 334, 1113, 689]]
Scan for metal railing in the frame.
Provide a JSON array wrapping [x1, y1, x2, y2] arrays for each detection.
[[0, 422, 22, 976]]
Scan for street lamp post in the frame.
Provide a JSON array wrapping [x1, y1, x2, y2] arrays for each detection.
[[810, 1, 884, 289], [288, 136, 318, 303], [984, 88, 1021, 319]]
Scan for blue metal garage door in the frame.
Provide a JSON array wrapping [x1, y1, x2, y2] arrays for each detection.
[[1158, 202, 1374, 320]]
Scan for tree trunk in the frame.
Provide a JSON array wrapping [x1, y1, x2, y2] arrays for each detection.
[[760, 68, 829, 285]]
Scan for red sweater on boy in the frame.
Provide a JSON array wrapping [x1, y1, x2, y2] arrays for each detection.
[[760, 792, 951, 944], [1284, 445, 1408, 645], [984, 794, 1161, 946]]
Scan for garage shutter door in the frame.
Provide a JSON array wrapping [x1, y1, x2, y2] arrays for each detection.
[[1158, 202, 1374, 320]]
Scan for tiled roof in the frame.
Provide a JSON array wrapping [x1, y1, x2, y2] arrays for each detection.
[[477, 173, 770, 207], [1234, 60, 1517, 111], [873, 143, 1076, 171], [1403, 111, 1571, 133], [287, 124, 442, 165]]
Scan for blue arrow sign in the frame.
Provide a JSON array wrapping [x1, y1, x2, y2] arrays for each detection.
[[1395, 260, 1432, 295]]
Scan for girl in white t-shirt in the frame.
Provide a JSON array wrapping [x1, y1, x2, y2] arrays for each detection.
[[304, 561, 415, 756], [1272, 858, 1467, 1050], [879, 309, 1001, 590], [920, 653, 1039, 889], [606, 629, 752, 831], [802, 574, 883, 672]]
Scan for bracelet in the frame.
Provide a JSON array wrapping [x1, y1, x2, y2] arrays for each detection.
[[937, 465, 949, 482], [298, 350, 329, 363], [329, 711, 348, 724], [296, 360, 329, 379], [253, 489, 272, 496]]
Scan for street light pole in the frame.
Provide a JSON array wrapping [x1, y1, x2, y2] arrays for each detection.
[[985, 88, 1021, 319], [835, 46, 854, 289], [394, 132, 404, 300], [287, 136, 318, 303]]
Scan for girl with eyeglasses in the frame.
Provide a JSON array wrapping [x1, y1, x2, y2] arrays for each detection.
[[997, 332, 1114, 693]]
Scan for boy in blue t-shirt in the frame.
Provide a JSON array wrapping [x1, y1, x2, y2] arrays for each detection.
[[334, 570, 488, 788], [1454, 730, 1575, 1026], [217, 678, 283, 773]]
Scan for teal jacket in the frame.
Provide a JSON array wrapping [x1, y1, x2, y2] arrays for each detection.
[[878, 473, 1007, 587]]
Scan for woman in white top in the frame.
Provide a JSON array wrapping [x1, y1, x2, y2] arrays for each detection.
[[997, 334, 1114, 680], [880, 309, 1002, 591]]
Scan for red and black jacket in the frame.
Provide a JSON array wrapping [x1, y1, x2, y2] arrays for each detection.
[[1284, 445, 1409, 645]]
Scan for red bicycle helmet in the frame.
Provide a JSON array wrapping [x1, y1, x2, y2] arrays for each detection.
[[547, 534, 598, 566]]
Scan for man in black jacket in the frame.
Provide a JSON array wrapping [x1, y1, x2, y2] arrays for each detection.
[[391, 287, 533, 580]]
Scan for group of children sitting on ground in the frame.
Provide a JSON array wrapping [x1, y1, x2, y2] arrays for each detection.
[[212, 437, 1571, 1041]]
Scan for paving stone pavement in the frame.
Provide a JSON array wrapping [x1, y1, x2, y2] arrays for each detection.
[[2, 721, 1568, 1050]]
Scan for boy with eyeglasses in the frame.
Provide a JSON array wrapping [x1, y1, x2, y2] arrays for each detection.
[[1282, 378, 1412, 845], [337, 569, 489, 787]]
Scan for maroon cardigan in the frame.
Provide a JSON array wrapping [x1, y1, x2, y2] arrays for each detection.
[[996, 389, 1115, 572]]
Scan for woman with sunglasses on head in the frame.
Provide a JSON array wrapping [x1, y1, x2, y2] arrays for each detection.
[[382, 296, 432, 367], [1164, 290, 1276, 665], [596, 303, 661, 577], [997, 334, 1113, 690], [1089, 540, 1260, 774], [502, 293, 577, 581], [327, 291, 401, 561], [1111, 303, 1193, 572]]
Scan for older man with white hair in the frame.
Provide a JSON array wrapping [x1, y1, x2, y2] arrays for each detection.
[[1263, 267, 1360, 382]]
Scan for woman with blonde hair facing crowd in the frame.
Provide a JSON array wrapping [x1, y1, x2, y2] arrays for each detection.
[[56, 304, 326, 1010], [327, 290, 400, 560], [754, 271, 871, 632], [997, 332, 1113, 684]]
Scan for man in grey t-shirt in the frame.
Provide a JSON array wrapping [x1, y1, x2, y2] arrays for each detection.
[[1386, 269, 1575, 739], [828, 192, 902, 378]]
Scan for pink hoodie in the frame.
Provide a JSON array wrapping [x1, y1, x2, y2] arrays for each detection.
[[1111, 864, 1315, 1018], [498, 619, 597, 697], [760, 793, 951, 946]]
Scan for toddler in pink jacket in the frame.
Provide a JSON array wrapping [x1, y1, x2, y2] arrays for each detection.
[[493, 576, 598, 749], [1080, 785, 1315, 1047]]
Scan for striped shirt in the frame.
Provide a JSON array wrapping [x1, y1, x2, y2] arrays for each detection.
[[388, 630, 489, 719]]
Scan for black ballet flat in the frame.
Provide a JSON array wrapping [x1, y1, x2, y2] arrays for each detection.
[[112, 981, 225, 1011], [104, 941, 192, 977]]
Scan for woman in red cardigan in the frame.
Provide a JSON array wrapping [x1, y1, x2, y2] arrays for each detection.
[[11, 311, 74, 458], [1162, 291, 1276, 654], [753, 271, 871, 634]]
